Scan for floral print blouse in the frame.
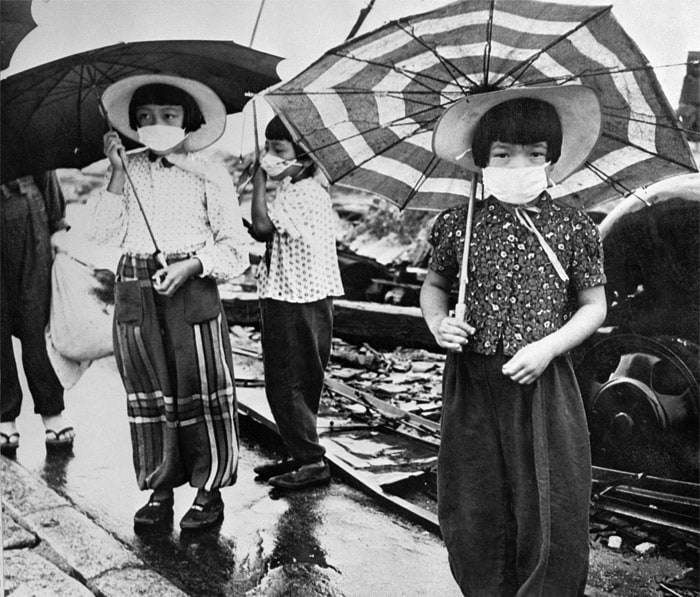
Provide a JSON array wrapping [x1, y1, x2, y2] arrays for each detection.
[[428, 193, 606, 356]]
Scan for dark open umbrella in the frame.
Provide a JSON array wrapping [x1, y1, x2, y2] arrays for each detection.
[[0, 39, 282, 182], [1, 0, 37, 70]]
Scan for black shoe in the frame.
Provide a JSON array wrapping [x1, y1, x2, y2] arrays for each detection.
[[134, 495, 174, 531], [269, 463, 331, 490], [180, 496, 224, 531], [253, 459, 298, 480]]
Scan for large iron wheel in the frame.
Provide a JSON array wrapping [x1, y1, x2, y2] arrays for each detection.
[[575, 334, 699, 481]]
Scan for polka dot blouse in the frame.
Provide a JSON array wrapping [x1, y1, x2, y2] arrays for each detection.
[[89, 151, 248, 283], [257, 177, 344, 303]]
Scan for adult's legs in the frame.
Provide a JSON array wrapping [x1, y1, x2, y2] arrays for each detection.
[[1, 185, 64, 423]]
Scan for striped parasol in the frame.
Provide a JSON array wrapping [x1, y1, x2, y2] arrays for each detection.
[[264, 0, 697, 211]]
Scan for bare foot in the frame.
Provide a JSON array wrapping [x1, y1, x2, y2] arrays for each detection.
[[42, 415, 75, 448]]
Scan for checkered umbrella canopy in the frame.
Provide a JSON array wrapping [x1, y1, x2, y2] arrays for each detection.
[[264, 0, 697, 211]]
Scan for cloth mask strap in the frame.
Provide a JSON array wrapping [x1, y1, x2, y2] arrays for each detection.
[[514, 208, 569, 282]]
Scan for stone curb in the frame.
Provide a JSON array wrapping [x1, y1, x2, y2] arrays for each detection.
[[1, 456, 188, 596]]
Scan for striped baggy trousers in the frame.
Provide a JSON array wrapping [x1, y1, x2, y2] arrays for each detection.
[[113, 254, 239, 492]]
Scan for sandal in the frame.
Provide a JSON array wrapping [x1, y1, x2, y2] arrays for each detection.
[[45, 427, 75, 450], [0, 432, 20, 456]]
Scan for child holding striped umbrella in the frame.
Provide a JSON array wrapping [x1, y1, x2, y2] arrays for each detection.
[[422, 85, 607, 596]]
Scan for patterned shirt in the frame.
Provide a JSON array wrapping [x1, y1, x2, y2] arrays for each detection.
[[257, 176, 344, 303], [88, 151, 248, 283], [428, 193, 606, 356]]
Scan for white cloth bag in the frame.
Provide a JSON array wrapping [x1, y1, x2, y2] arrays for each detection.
[[48, 252, 114, 362]]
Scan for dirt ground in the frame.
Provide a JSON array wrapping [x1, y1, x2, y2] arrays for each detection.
[[586, 527, 698, 596]]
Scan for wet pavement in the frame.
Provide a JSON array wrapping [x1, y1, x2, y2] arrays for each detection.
[[8, 344, 461, 596]]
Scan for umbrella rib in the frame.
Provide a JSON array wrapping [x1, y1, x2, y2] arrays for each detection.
[[583, 161, 636, 197], [289, 99, 453, 163], [398, 155, 441, 209], [327, 50, 459, 100], [493, 60, 685, 93], [303, 113, 443, 183], [269, 88, 454, 97], [600, 131, 698, 171], [492, 5, 612, 88], [333, 130, 428, 182], [392, 20, 479, 91], [543, 63, 676, 86], [601, 110, 687, 134], [271, 88, 456, 110]]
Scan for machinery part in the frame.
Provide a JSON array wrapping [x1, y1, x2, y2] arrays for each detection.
[[576, 334, 699, 481]]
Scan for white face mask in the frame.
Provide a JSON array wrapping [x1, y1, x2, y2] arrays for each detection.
[[259, 151, 302, 178], [137, 124, 187, 153], [482, 163, 550, 205]]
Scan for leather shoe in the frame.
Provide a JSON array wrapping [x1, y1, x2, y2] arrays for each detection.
[[269, 463, 331, 490], [180, 496, 224, 531], [253, 459, 298, 480], [134, 495, 174, 531]]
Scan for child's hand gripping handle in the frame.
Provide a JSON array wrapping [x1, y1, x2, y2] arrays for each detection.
[[452, 303, 467, 322]]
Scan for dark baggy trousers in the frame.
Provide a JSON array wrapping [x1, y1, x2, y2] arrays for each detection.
[[259, 297, 333, 465], [1, 181, 64, 422], [438, 350, 591, 597]]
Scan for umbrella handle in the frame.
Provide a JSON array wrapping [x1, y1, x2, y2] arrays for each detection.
[[154, 250, 168, 270], [453, 303, 467, 322], [454, 175, 478, 321]]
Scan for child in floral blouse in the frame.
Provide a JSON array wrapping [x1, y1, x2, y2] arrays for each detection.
[[422, 86, 607, 596], [91, 74, 248, 532], [250, 116, 344, 490]]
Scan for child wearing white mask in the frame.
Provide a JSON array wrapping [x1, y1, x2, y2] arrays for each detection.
[[421, 86, 607, 596], [249, 116, 343, 490], [89, 74, 248, 533]]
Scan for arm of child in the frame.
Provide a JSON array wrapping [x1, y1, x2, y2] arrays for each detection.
[[420, 270, 475, 352], [103, 131, 127, 194], [192, 167, 250, 284], [87, 132, 130, 248], [250, 164, 275, 240], [502, 284, 607, 384]]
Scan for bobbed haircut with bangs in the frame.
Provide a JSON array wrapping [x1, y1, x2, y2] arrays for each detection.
[[264, 115, 317, 175], [265, 116, 305, 157], [471, 98, 563, 168], [128, 84, 205, 133]]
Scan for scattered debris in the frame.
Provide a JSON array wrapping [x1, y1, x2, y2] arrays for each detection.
[[635, 542, 658, 556]]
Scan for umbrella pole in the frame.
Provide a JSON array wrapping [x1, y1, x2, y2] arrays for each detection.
[[120, 162, 168, 270], [454, 173, 478, 322]]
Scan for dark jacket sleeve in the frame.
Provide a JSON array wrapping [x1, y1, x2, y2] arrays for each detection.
[[38, 171, 68, 234]]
